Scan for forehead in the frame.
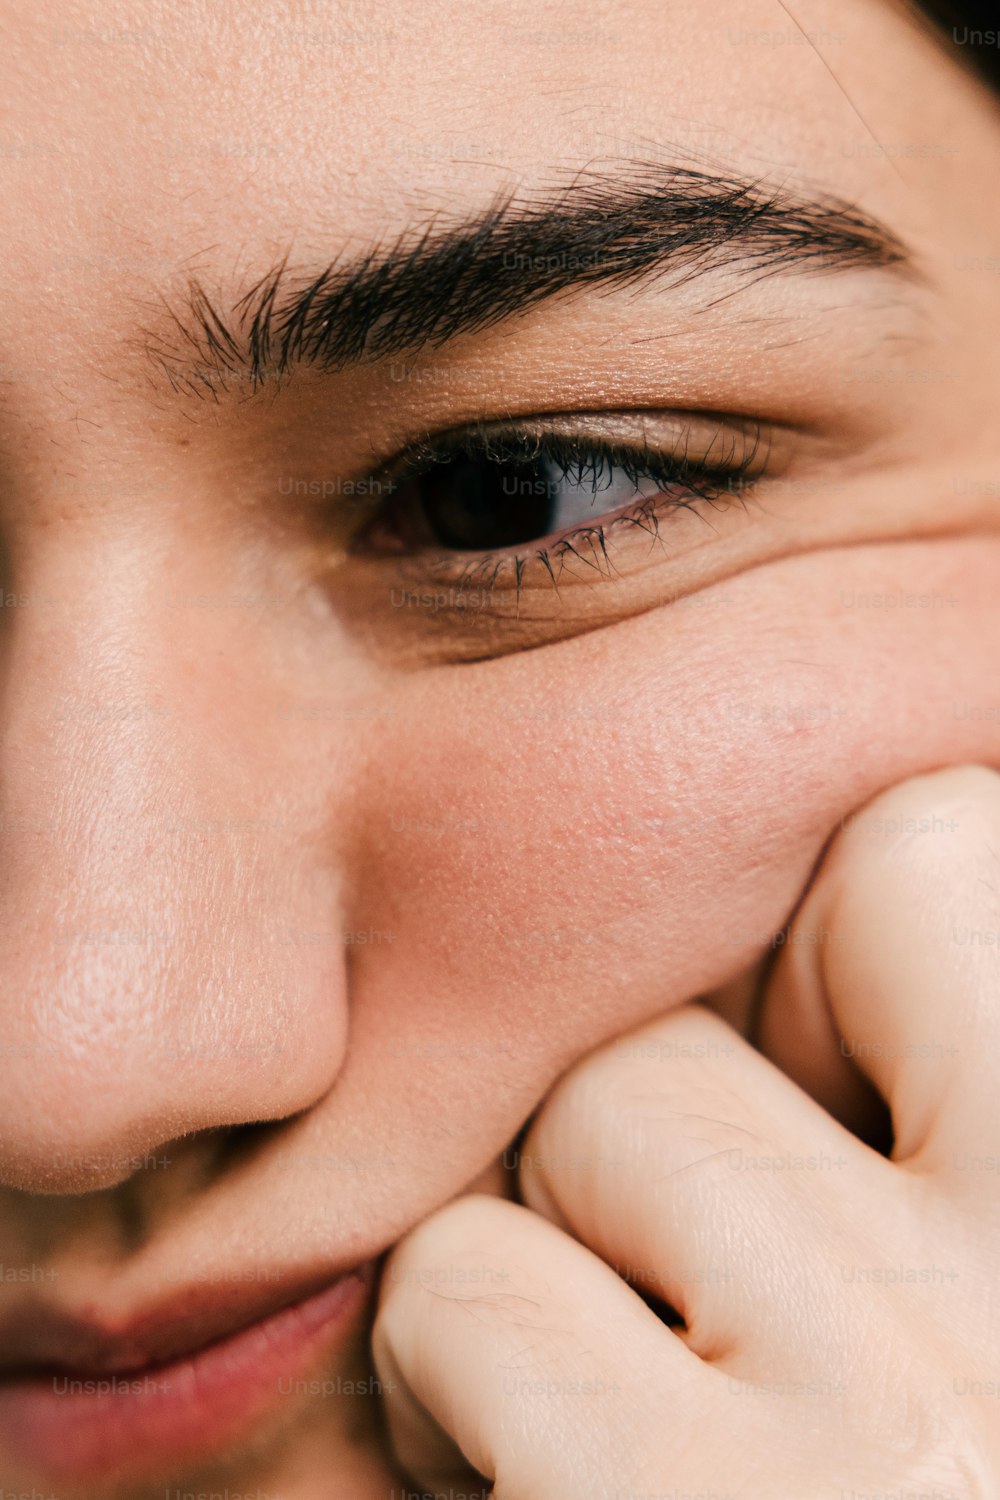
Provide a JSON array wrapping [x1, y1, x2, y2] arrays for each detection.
[[0, 0, 960, 300]]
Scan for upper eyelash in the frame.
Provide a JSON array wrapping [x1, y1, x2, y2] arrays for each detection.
[[369, 419, 765, 602], [391, 420, 763, 495]]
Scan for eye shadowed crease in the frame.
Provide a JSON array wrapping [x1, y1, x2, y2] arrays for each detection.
[[141, 162, 913, 400]]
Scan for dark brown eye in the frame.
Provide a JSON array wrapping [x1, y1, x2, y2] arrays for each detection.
[[382, 447, 653, 552], [359, 435, 680, 558], [351, 417, 766, 564]]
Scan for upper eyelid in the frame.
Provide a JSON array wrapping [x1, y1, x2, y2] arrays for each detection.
[[354, 416, 774, 588], [374, 409, 771, 477], [330, 411, 799, 660]]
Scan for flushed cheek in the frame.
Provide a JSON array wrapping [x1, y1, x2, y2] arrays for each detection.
[[350, 534, 1000, 1102]]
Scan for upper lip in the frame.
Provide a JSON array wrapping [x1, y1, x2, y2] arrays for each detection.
[[0, 1262, 368, 1378]]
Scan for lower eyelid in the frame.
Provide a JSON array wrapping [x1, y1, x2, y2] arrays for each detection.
[[360, 422, 771, 554], [331, 411, 799, 639], [405, 481, 753, 599], [323, 461, 799, 665]]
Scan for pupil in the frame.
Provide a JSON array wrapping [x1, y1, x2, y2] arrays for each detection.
[[419, 454, 560, 550], [389, 444, 651, 555]]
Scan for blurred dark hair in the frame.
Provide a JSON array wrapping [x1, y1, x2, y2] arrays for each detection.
[[913, 0, 1000, 90]]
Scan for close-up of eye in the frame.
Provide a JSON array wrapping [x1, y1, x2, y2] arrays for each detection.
[[327, 407, 792, 647], [355, 414, 767, 569], [4, 1, 1000, 1497]]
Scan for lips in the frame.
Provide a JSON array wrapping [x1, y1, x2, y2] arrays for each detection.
[[0, 1262, 367, 1375], [0, 1261, 374, 1482]]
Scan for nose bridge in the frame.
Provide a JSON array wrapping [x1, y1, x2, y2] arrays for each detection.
[[2, 516, 212, 896], [2, 517, 177, 889], [0, 518, 350, 1194]]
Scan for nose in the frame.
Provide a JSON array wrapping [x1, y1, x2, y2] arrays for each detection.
[[0, 514, 351, 1194]]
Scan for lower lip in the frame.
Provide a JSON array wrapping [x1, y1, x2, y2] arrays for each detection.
[[0, 1268, 371, 1483]]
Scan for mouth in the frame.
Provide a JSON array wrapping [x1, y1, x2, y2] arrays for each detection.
[[0, 1262, 374, 1482]]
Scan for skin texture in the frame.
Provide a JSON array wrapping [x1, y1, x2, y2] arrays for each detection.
[[0, 0, 999, 1494], [375, 769, 1000, 1498]]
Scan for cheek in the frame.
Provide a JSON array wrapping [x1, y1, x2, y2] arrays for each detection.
[[348, 534, 1000, 1113]]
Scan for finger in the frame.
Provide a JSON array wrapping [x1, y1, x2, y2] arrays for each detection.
[[515, 1004, 887, 1362], [753, 915, 889, 1145], [372, 1192, 711, 1497], [757, 764, 1000, 1172]]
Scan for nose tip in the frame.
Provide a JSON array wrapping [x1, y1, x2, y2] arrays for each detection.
[[0, 514, 357, 1198], [0, 897, 351, 1193], [0, 626, 352, 1199], [0, 970, 333, 1197]]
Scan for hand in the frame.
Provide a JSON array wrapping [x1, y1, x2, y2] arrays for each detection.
[[373, 766, 1000, 1499]]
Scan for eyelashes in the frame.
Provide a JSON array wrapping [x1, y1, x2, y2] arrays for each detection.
[[349, 413, 768, 603]]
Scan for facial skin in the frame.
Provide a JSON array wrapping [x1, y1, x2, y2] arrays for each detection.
[[2, 0, 1000, 1493]]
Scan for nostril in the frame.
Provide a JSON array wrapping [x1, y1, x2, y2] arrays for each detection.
[[211, 1116, 299, 1172]]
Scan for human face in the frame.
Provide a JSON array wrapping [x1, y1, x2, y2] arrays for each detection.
[[1, 0, 1000, 1493]]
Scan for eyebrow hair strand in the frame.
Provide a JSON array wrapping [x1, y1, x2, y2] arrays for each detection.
[[143, 162, 910, 399]]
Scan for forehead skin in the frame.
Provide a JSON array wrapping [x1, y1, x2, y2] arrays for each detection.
[[1, 0, 996, 407], [3, 0, 1000, 1492]]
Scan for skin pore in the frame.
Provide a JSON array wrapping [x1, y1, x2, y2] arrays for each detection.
[[2, 0, 1000, 1493]]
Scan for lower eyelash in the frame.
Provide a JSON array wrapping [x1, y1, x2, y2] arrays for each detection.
[[423, 482, 747, 604], [357, 416, 768, 610]]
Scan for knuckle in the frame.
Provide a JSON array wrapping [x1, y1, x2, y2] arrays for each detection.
[[380, 1195, 539, 1313], [837, 764, 1000, 859], [526, 1007, 755, 1190], [545, 1062, 761, 1197], [802, 764, 1000, 940]]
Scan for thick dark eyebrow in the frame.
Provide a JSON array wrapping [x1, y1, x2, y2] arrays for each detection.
[[144, 163, 911, 399]]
